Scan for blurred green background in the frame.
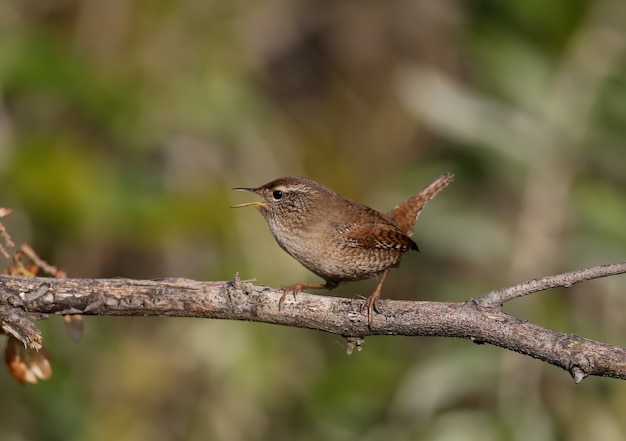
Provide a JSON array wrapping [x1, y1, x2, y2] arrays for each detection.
[[1, 0, 626, 440]]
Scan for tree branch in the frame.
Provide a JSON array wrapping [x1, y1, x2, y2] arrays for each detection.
[[1, 262, 625, 383]]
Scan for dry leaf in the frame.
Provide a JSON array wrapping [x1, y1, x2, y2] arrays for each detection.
[[5, 337, 52, 384]]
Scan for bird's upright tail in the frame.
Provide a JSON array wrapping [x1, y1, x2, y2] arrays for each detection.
[[386, 172, 454, 237]]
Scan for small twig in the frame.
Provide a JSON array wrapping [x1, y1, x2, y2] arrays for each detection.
[[19, 244, 67, 278], [476, 261, 626, 307], [0, 207, 14, 259]]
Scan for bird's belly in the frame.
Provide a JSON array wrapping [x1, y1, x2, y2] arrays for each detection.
[[272, 228, 403, 281], [310, 247, 403, 281]]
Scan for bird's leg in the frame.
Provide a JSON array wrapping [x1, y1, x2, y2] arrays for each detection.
[[362, 269, 390, 327], [278, 281, 338, 310]]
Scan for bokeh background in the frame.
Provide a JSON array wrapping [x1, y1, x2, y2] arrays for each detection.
[[1, 0, 626, 440]]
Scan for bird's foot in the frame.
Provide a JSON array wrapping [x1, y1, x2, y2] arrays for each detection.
[[359, 269, 389, 328], [278, 284, 304, 310], [277, 282, 331, 310], [360, 293, 381, 328]]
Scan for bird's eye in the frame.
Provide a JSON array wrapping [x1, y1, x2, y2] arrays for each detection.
[[272, 190, 283, 200]]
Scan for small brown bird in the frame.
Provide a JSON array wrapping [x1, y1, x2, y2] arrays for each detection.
[[233, 173, 453, 325]]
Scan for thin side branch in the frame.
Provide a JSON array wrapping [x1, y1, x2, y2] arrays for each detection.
[[477, 261, 626, 306], [0, 262, 625, 382]]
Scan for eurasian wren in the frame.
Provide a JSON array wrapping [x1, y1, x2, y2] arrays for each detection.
[[233, 173, 454, 325]]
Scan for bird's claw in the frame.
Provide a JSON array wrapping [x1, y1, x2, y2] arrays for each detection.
[[278, 285, 301, 310], [360, 295, 380, 328]]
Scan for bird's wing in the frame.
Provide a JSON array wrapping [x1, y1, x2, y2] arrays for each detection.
[[339, 222, 418, 252]]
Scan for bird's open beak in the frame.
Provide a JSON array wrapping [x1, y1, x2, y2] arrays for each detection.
[[231, 187, 266, 208]]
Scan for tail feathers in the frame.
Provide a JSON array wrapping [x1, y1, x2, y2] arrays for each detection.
[[386, 172, 454, 236]]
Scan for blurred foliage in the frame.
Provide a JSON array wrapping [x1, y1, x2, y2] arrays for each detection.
[[1, 0, 626, 440]]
